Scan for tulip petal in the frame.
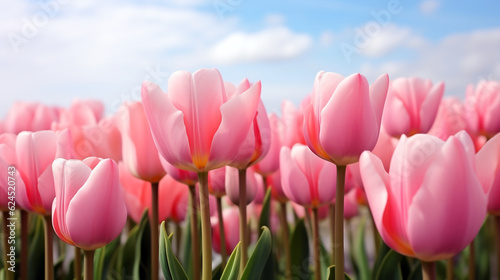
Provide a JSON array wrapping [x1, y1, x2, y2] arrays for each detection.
[[279, 146, 311, 206], [317, 161, 336, 205], [369, 73, 389, 125], [208, 81, 261, 170], [66, 159, 126, 250], [476, 133, 500, 213], [420, 82, 445, 133], [407, 136, 487, 261], [382, 91, 412, 137], [141, 81, 194, 171], [319, 73, 378, 165]]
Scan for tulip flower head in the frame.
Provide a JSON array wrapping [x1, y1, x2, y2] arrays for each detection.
[[476, 133, 500, 215], [360, 131, 487, 261], [464, 80, 500, 139], [304, 72, 389, 166], [52, 157, 127, 250]]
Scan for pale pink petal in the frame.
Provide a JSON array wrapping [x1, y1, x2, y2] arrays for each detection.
[[382, 92, 412, 137], [317, 160, 336, 205], [407, 136, 487, 261], [419, 82, 445, 133], [66, 159, 126, 250], [141, 81, 194, 171], [369, 73, 390, 125], [476, 133, 500, 214], [279, 146, 311, 206]]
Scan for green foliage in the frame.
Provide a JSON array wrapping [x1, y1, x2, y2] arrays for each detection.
[[289, 219, 310, 280], [240, 226, 272, 280]]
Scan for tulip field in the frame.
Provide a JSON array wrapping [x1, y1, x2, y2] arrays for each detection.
[[1, 68, 500, 280]]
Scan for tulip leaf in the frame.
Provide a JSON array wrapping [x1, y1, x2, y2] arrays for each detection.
[[94, 236, 120, 280], [28, 215, 45, 280], [290, 219, 310, 279], [353, 217, 371, 280], [372, 241, 391, 276], [258, 188, 272, 235], [373, 249, 403, 280], [160, 221, 189, 280], [326, 265, 353, 280], [211, 263, 223, 280], [118, 211, 150, 280], [118, 224, 138, 279], [240, 226, 272, 280], [219, 242, 241, 280]]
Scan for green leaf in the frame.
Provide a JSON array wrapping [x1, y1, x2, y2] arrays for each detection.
[[320, 240, 330, 280], [326, 265, 352, 280], [258, 188, 272, 235], [118, 225, 138, 279], [211, 263, 223, 280], [220, 243, 241, 280], [373, 249, 403, 280], [353, 217, 371, 280], [289, 219, 310, 279], [372, 241, 391, 277], [160, 221, 189, 280], [241, 226, 272, 280], [94, 237, 120, 280], [118, 210, 150, 280], [159, 222, 171, 280]]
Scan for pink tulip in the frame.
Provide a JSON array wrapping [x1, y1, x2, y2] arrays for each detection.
[[211, 207, 240, 255], [464, 80, 500, 139], [208, 166, 226, 197], [428, 97, 467, 141], [382, 77, 445, 137], [0, 133, 17, 211], [292, 202, 329, 220], [341, 189, 359, 220], [253, 113, 281, 176], [281, 99, 306, 148], [51, 157, 126, 250], [476, 133, 500, 215], [160, 157, 198, 186], [54, 99, 103, 128], [268, 170, 287, 203], [117, 101, 166, 182], [4, 102, 59, 134], [280, 144, 336, 208], [225, 167, 259, 206], [119, 162, 188, 224], [226, 79, 271, 169], [360, 131, 487, 261], [15, 130, 60, 215], [304, 72, 389, 165], [141, 68, 262, 172]]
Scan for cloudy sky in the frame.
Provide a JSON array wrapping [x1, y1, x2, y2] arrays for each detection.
[[1, 0, 500, 116]]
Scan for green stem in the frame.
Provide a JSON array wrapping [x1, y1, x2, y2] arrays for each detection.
[[21, 210, 29, 280], [238, 168, 248, 273], [446, 258, 453, 280], [75, 247, 82, 280], [469, 240, 475, 280], [151, 182, 159, 280], [279, 202, 291, 279], [2, 212, 14, 280], [422, 261, 436, 280], [43, 215, 54, 280], [197, 172, 212, 280], [335, 165, 346, 279], [188, 184, 200, 280], [83, 250, 94, 280], [312, 207, 321, 280], [328, 203, 335, 265], [216, 196, 227, 267]]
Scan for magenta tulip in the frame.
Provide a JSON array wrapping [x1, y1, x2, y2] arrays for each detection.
[[382, 77, 445, 137], [117, 101, 166, 182], [280, 144, 336, 208], [360, 131, 487, 261], [304, 72, 389, 166], [464, 80, 500, 139], [52, 157, 127, 250]]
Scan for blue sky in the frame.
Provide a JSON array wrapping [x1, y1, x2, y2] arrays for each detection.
[[1, 0, 500, 116]]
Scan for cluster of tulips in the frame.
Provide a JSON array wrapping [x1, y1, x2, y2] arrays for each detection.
[[1, 67, 500, 280]]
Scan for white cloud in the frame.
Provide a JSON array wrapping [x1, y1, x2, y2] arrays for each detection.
[[320, 31, 334, 47], [265, 14, 285, 26], [209, 27, 313, 64], [419, 0, 440, 15], [361, 25, 427, 57], [360, 28, 500, 96]]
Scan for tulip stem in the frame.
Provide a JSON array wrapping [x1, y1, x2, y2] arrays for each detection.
[[197, 172, 212, 280], [83, 250, 94, 280], [238, 168, 249, 273], [311, 207, 322, 280], [175, 222, 182, 255], [188, 184, 201, 280], [75, 247, 82, 280], [2, 212, 14, 280], [150, 182, 159, 280], [335, 165, 346, 279], [446, 258, 453, 280], [422, 261, 436, 280], [43, 215, 54, 280], [496, 216, 500, 280], [216, 196, 227, 267], [279, 202, 291, 279], [21, 210, 29, 280], [328, 203, 335, 265], [468, 240, 475, 280]]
